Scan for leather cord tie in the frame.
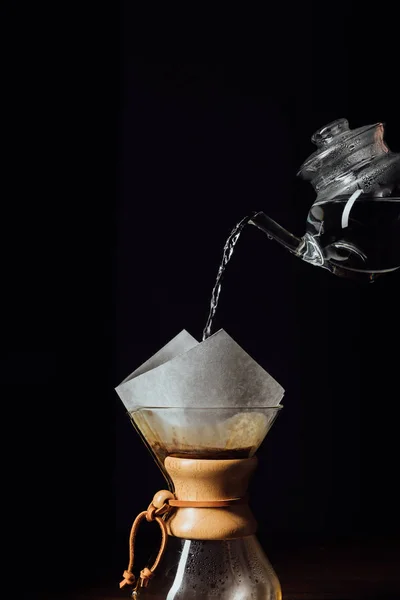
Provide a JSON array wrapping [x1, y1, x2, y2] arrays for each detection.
[[120, 489, 248, 592]]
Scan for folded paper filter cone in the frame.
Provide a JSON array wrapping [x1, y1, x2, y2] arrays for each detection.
[[116, 329, 284, 463]]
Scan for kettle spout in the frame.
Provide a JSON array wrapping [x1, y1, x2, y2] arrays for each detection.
[[249, 212, 326, 268], [248, 212, 303, 255]]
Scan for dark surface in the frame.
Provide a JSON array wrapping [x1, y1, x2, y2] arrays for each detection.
[[3, 1, 399, 598]]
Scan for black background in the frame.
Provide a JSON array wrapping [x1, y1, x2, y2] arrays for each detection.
[[3, 1, 399, 597]]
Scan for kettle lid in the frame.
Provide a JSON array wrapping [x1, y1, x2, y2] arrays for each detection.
[[297, 118, 389, 179]]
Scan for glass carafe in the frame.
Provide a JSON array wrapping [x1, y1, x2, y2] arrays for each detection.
[[122, 407, 282, 599]]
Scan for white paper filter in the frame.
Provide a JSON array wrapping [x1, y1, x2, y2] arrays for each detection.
[[116, 329, 284, 452], [116, 328, 283, 409]]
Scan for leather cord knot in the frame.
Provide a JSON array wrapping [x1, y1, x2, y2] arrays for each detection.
[[119, 491, 175, 591], [119, 569, 135, 588], [139, 567, 154, 587]]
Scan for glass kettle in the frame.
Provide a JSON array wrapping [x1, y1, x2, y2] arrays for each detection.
[[250, 118, 400, 281]]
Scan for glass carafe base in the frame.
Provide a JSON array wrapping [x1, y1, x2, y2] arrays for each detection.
[[137, 535, 281, 600]]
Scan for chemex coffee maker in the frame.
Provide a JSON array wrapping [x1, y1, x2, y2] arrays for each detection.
[[116, 329, 284, 599], [250, 118, 400, 281]]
